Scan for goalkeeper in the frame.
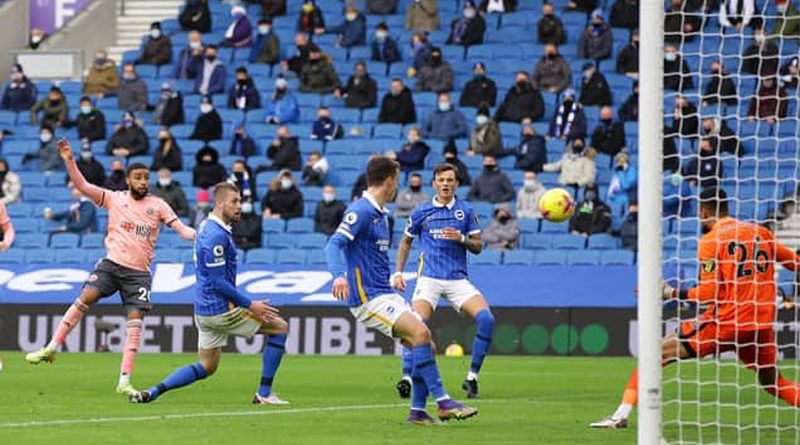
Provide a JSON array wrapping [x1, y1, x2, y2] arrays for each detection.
[[591, 187, 800, 429]]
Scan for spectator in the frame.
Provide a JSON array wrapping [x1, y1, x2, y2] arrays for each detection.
[[300, 47, 341, 94], [610, 0, 639, 29], [772, 0, 800, 39], [543, 138, 597, 189], [151, 129, 183, 172], [194, 45, 227, 96], [83, 51, 119, 98], [190, 96, 222, 142], [261, 170, 304, 219], [408, 32, 432, 76], [616, 201, 638, 251], [172, 31, 204, 80], [742, 26, 779, 76], [260, 0, 286, 18], [302, 151, 329, 186], [702, 60, 738, 106], [1, 64, 37, 112], [747, 76, 788, 123], [118, 64, 149, 112], [0, 157, 20, 205], [548, 89, 587, 141], [416, 47, 454, 93], [483, 204, 519, 250], [516, 171, 546, 219], [467, 155, 515, 203], [250, 18, 281, 65], [367, 0, 398, 14], [283, 33, 313, 75], [480, 0, 518, 13], [265, 77, 300, 124], [220, 5, 252, 48], [137, 22, 172, 65], [618, 81, 639, 121], [537, 2, 566, 45], [569, 185, 612, 237], [579, 62, 612, 107], [443, 142, 471, 185], [298, 0, 326, 35], [513, 119, 547, 172], [566, 0, 598, 13], [105, 159, 128, 191], [664, 45, 694, 91], [153, 83, 185, 126], [672, 94, 699, 138], [371, 22, 401, 64], [189, 189, 212, 229], [72, 139, 105, 187], [335, 61, 377, 109], [45, 182, 97, 234], [379, 78, 416, 124], [682, 137, 722, 187], [460, 62, 497, 108], [663, 131, 679, 173], [30, 86, 69, 127], [229, 125, 257, 158], [310, 106, 343, 141], [590, 106, 626, 157], [395, 127, 430, 172], [151, 168, 189, 217], [227, 67, 261, 110], [314, 185, 347, 235], [406, 0, 440, 32], [532, 43, 572, 93], [719, 0, 755, 30], [578, 10, 613, 61], [29, 27, 46, 50], [179, 0, 211, 33], [446, 1, 486, 47], [615, 28, 639, 78], [263, 126, 302, 172], [779, 56, 800, 89], [395, 173, 430, 218], [420, 92, 467, 142], [192, 144, 227, 188], [106, 112, 149, 158], [468, 106, 502, 156], [664, 0, 701, 44], [495, 72, 545, 123], [22, 125, 60, 172], [229, 160, 257, 202], [701, 117, 742, 156], [231, 197, 262, 250], [350, 169, 369, 200], [329, 5, 367, 48], [73, 96, 106, 142], [606, 151, 638, 211]]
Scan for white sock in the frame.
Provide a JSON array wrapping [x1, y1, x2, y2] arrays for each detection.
[[45, 341, 57, 352], [466, 371, 478, 381], [435, 395, 451, 403], [612, 403, 633, 420], [118, 373, 130, 388]]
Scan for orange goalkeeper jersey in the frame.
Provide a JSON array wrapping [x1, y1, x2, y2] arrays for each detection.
[[688, 217, 800, 331]]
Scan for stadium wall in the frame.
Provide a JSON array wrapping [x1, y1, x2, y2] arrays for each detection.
[[39, 0, 116, 70], [0, 0, 30, 70]]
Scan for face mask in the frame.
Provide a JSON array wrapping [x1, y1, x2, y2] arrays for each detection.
[[259, 26, 271, 35], [201, 156, 212, 163], [616, 162, 628, 171], [438, 102, 451, 112], [601, 117, 612, 125], [390, 88, 402, 96], [408, 134, 419, 143], [484, 165, 497, 172], [632, 39, 639, 46], [123, 119, 134, 128], [190, 41, 202, 49], [80, 105, 92, 114], [241, 202, 253, 213], [95, 57, 106, 65], [346, 12, 357, 21], [476, 115, 488, 125], [31, 35, 42, 44], [755, 34, 765, 44], [585, 191, 597, 201], [280, 179, 292, 190], [322, 192, 335, 203], [200, 104, 213, 114], [158, 178, 172, 187], [524, 179, 536, 189], [572, 144, 584, 153], [498, 214, 511, 223], [206, 55, 217, 62], [123, 73, 136, 81], [516, 80, 527, 88], [150, 29, 161, 39], [40, 133, 52, 143], [546, 52, 556, 59], [10, 73, 22, 82], [80, 151, 93, 160], [778, 3, 789, 13], [583, 70, 593, 80], [473, 72, 485, 80], [197, 201, 210, 209], [375, 31, 388, 41], [464, 8, 476, 18], [50, 97, 61, 104], [409, 185, 421, 192], [237, 78, 247, 85], [664, 52, 677, 62]]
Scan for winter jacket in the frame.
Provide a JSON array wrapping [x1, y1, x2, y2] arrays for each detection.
[[411, 42, 432, 71], [702, 72, 738, 105], [618, 213, 638, 251], [446, 14, 486, 46], [118, 76, 148, 112], [249, 32, 280, 64], [513, 135, 547, 172], [73, 158, 106, 187], [467, 168, 515, 203], [315, 200, 347, 235], [673, 102, 698, 138], [172, 46, 204, 79], [406, 0, 440, 32], [395, 188, 430, 218], [415, 62, 454, 93], [664, 55, 695, 91], [459, 75, 497, 107], [664, 9, 700, 44], [192, 146, 227, 188], [151, 139, 183, 172], [267, 137, 302, 171], [74, 109, 106, 142], [579, 71, 612, 106], [577, 24, 613, 60], [286, 43, 312, 75], [152, 181, 189, 217], [179, 0, 211, 33], [548, 102, 587, 140], [30, 98, 69, 126], [379, 88, 416, 124], [615, 43, 638, 74], [262, 186, 303, 219], [747, 85, 788, 120], [421, 108, 467, 142], [53, 199, 97, 233], [138, 36, 172, 65], [229, 135, 257, 158], [479, 0, 518, 12], [532, 55, 572, 92], [330, 13, 367, 48], [265, 92, 300, 124], [232, 213, 262, 250], [495, 83, 545, 123], [543, 152, 597, 187], [83, 62, 119, 97], [310, 117, 343, 141], [341, 74, 378, 109], [367, 0, 398, 14], [105, 170, 128, 191], [0, 171, 21, 204], [302, 161, 328, 186], [1, 77, 36, 112], [190, 110, 223, 142], [773, 2, 800, 38], [703, 118, 741, 156], [153, 91, 185, 126], [396, 141, 430, 172], [298, 8, 325, 34], [190, 205, 212, 229], [221, 16, 252, 48], [25, 140, 63, 172], [194, 62, 227, 95], [610, 0, 639, 29], [590, 120, 626, 156], [371, 37, 401, 63], [537, 15, 566, 45], [483, 219, 520, 250], [569, 199, 612, 235], [227, 79, 261, 110], [682, 152, 722, 187], [618, 92, 638, 121], [516, 182, 546, 219], [106, 126, 149, 156], [469, 121, 503, 156], [299, 60, 340, 94], [607, 165, 638, 209]]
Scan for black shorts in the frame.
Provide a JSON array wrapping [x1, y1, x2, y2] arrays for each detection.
[[84, 259, 153, 312]]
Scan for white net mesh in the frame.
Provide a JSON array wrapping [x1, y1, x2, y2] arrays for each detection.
[[660, 2, 800, 443]]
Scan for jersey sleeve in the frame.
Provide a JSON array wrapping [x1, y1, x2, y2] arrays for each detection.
[[335, 206, 366, 242], [158, 197, 180, 226], [466, 206, 481, 235], [198, 232, 228, 269], [404, 207, 424, 238], [687, 237, 719, 303], [99, 190, 118, 210]]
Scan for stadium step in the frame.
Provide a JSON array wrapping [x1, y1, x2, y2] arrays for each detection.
[[107, 0, 184, 63]]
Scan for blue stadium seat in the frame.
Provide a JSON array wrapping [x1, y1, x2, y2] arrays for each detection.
[[540, 221, 567, 234], [276, 249, 306, 265], [471, 250, 502, 265], [50, 233, 80, 249], [246, 248, 275, 264], [154, 250, 182, 263], [26, 249, 55, 263], [521, 234, 550, 250], [566, 250, 600, 266], [286, 218, 314, 233], [295, 233, 327, 249], [15, 233, 48, 249], [503, 250, 534, 265], [587, 234, 619, 250], [267, 233, 294, 249], [55, 250, 87, 264], [0, 250, 25, 263], [551, 234, 587, 250], [7, 203, 34, 218], [305, 249, 328, 265], [180, 250, 195, 263], [534, 250, 567, 266], [372, 124, 403, 139], [518, 218, 539, 233], [600, 250, 635, 266], [262, 219, 285, 233]]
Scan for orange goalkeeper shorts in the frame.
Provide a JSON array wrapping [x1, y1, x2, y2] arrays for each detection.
[[679, 322, 777, 370]]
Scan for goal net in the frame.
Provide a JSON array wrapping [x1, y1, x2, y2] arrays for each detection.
[[657, 1, 800, 443]]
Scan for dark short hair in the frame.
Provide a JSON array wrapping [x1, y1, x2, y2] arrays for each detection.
[[236, 67, 248, 74], [366, 157, 399, 187], [126, 163, 149, 176], [376, 22, 388, 30], [206, 44, 218, 51], [410, 172, 423, 180], [433, 163, 458, 180], [214, 181, 240, 201], [79, 96, 91, 103], [699, 187, 729, 215]]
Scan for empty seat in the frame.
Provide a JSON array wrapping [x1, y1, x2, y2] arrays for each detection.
[[286, 218, 314, 233], [600, 250, 635, 266], [26, 249, 55, 263], [55, 250, 87, 264], [246, 248, 275, 264], [50, 233, 80, 249], [81, 233, 106, 249], [540, 221, 568, 234], [15, 233, 48, 249], [503, 250, 534, 265], [295, 233, 327, 249], [470, 250, 502, 265], [276, 249, 306, 265], [0, 250, 25, 263], [262, 219, 285, 233], [551, 234, 586, 250], [566, 251, 600, 266], [587, 234, 619, 250], [521, 234, 550, 250], [535, 250, 567, 265], [267, 234, 294, 249]]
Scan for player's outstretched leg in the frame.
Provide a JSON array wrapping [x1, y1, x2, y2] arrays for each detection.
[[253, 332, 290, 405], [25, 297, 93, 364], [397, 346, 413, 399], [461, 298, 494, 399], [130, 349, 217, 403], [117, 317, 143, 395]]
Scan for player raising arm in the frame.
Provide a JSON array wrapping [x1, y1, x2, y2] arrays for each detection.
[[591, 188, 800, 429], [25, 139, 196, 396]]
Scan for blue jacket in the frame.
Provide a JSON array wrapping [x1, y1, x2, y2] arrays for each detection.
[[421, 109, 467, 142], [227, 80, 261, 110], [513, 135, 547, 172], [194, 63, 227, 95], [265, 92, 299, 124], [330, 14, 366, 48], [172, 47, 204, 79], [371, 37, 401, 63], [1, 78, 37, 112], [54, 199, 97, 233], [607, 165, 638, 211]]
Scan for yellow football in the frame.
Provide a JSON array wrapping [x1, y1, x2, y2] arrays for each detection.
[[538, 188, 576, 223]]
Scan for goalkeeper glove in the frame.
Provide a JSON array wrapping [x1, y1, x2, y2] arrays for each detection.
[[662, 281, 677, 300]]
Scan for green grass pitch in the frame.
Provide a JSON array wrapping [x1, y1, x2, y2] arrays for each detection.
[[0, 353, 798, 444]]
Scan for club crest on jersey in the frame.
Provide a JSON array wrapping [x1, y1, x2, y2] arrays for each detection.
[[213, 245, 224, 257], [87, 274, 98, 282], [146, 207, 154, 215], [454, 209, 465, 221], [343, 212, 358, 226], [703, 259, 716, 273]]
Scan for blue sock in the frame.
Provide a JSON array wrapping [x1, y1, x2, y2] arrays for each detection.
[[149, 362, 207, 400], [258, 333, 287, 397], [410, 358, 430, 410], [401, 345, 413, 379], [470, 309, 495, 377], [412, 343, 448, 401]]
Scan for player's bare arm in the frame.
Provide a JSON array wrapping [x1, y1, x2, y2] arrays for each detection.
[[332, 277, 349, 300], [58, 139, 106, 205], [441, 227, 482, 254], [393, 235, 414, 291]]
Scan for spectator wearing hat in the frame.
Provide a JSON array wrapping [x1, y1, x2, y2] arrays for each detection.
[[229, 125, 257, 158], [228, 67, 261, 110], [137, 22, 172, 65], [83, 50, 119, 98], [607, 151, 638, 212], [460, 62, 497, 108], [495, 72, 545, 123], [543, 137, 597, 190], [329, 5, 367, 48], [569, 185, 613, 237], [152, 83, 185, 126], [172, 31, 205, 80], [371, 22, 401, 64], [250, 18, 281, 64], [220, 5, 252, 47], [538, 2, 566, 45], [468, 155, 515, 204], [335, 61, 378, 109], [443, 142, 471, 185], [0, 158, 21, 205], [395, 127, 430, 173], [314, 185, 347, 236], [483, 204, 520, 250], [616, 29, 639, 78], [118, 63, 149, 112], [300, 47, 341, 94], [379, 78, 416, 124], [24, 125, 62, 172], [548, 89, 587, 141], [421, 92, 467, 142], [302, 151, 329, 186], [190, 189, 213, 229], [516, 171, 546, 220], [415, 47, 454, 93], [261, 170, 304, 220], [194, 45, 227, 96], [262, 126, 301, 172], [579, 62, 612, 107], [395, 173, 430, 218], [193, 144, 227, 188], [578, 9, 613, 61], [30, 86, 69, 127], [179, 0, 211, 33], [105, 159, 128, 191], [106, 112, 149, 158], [590, 106, 626, 157], [298, 1, 326, 35], [533, 43, 572, 94], [406, 0, 440, 32], [1, 64, 37, 112], [468, 106, 502, 156], [72, 139, 106, 187], [513, 119, 547, 172], [447, 1, 486, 47], [151, 128, 183, 172], [73, 96, 106, 142], [265, 77, 299, 124], [152, 168, 189, 217], [310, 107, 343, 141], [190, 97, 222, 142]]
